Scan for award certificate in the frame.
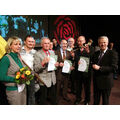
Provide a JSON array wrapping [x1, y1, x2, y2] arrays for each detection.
[[62, 60, 72, 73], [78, 56, 90, 72], [48, 55, 57, 71]]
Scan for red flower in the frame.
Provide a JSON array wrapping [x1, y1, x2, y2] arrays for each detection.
[[21, 74, 25, 79]]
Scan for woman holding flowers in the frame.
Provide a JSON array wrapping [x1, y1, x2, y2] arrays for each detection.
[[0, 36, 26, 105]]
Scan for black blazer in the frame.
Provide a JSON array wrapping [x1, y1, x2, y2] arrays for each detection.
[[74, 47, 94, 73], [92, 49, 118, 89]]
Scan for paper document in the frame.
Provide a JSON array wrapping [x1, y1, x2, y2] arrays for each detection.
[[17, 84, 25, 93], [48, 55, 57, 71], [62, 60, 72, 73], [78, 56, 90, 72]]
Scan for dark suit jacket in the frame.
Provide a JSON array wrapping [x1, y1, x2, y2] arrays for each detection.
[[92, 49, 118, 89], [74, 47, 94, 74], [55, 48, 72, 80]]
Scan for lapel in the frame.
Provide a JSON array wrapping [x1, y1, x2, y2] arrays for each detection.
[[41, 49, 47, 57], [66, 50, 69, 59], [58, 49, 63, 62], [97, 49, 109, 64]]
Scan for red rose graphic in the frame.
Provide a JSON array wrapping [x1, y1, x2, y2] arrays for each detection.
[[54, 15, 78, 44]]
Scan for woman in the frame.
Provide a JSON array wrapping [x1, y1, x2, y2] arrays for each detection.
[[0, 36, 26, 105]]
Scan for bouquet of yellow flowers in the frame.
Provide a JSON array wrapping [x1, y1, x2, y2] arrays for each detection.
[[15, 67, 34, 85]]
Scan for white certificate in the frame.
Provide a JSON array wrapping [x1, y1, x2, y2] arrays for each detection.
[[78, 56, 90, 72], [62, 60, 72, 73], [48, 55, 57, 71], [17, 84, 25, 93]]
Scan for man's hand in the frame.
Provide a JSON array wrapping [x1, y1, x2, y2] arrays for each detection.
[[41, 57, 50, 66], [92, 64, 100, 70], [59, 62, 64, 67], [55, 62, 59, 67]]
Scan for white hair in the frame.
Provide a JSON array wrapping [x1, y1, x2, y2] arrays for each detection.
[[68, 37, 75, 42], [98, 36, 109, 43], [41, 37, 50, 45]]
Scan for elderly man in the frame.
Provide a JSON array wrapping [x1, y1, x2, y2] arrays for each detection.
[[20, 35, 36, 105], [92, 36, 118, 105], [55, 39, 73, 103], [67, 37, 77, 94], [34, 37, 58, 105], [74, 36, 94, 105], [67, 37, 75, 51]]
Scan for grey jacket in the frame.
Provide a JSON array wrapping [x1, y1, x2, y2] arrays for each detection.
[[33, 49, 56, 87]]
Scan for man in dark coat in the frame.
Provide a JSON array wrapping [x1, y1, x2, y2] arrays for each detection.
[[92, 36, 118, 105], [74, 36, 94, 105], [55, 39, 73, 104]]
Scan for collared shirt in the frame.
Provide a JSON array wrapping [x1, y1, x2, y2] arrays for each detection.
[[99, 47, 108, 56], [67, 46, 73, 51], [102, 48, 108, 54], [60, 48, 66, 59], [20, 46, 36, 70], [97, 48, 108, 64], [42, 49, 50, 56], [49, 49, 55, 55]]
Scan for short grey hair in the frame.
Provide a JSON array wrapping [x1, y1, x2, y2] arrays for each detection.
[[41, 37, 50, 45], [98, 36, 109, 43]]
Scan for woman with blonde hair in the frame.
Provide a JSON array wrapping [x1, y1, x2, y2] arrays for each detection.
[[0, 36, 26, 105]]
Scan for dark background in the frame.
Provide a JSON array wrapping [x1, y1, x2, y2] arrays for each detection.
[[48, 15, 120, 50]]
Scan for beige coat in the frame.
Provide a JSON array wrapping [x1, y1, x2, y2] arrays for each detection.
[[33, 49, 56, 87]]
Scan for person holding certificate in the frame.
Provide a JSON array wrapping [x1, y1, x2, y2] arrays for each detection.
[[33, 37, 59, 105], [55, 39, 73, 103], [74, 36, 94, 105]]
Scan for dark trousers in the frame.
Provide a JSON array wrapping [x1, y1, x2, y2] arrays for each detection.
[[0, 82, 8, 105], [37, 85, 56, 105], [27, 79, 35, 105], [94, 88, 111, 105], [56, 73, 69, 102], [76, 72, 91, 103], [70, 70, 76, 93]]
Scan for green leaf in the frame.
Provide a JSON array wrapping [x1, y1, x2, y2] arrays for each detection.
[[26, 80, 30, 85]]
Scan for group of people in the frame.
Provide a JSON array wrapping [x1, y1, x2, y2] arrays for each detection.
[[0, 35, 118, 105]]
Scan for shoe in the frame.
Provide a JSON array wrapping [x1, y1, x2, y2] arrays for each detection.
[[84, 102, 89, 105], [84, 101, 89, 105], [74, 99, 81, 105]]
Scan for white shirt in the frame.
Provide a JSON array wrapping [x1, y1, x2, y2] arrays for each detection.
[[20, 46, 36, 70]]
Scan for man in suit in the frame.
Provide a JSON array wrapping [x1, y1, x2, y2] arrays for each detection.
[[92, 36, 118, 105], [33, 37, 59, 105], [74, 36, 94, 105], [67, 37, 77, 94], [55, 39, 73, 103]]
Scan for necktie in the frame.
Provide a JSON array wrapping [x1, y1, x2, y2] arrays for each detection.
[[46, 51, 49, 56], [97, 51, 104, 64], [80, 47, 84, 53], [63, 51, 66, 60]]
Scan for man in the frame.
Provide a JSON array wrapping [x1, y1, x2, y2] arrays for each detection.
[[55, 39, 73, 103], [34, 37, 58, 105], [92, 36, 118, 105], [20, 35, 36, 105], [67, 37, 75, 51], [52, 38, 60, 51], [74, 36, 94, 105], [67, 37, 77, 94]]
